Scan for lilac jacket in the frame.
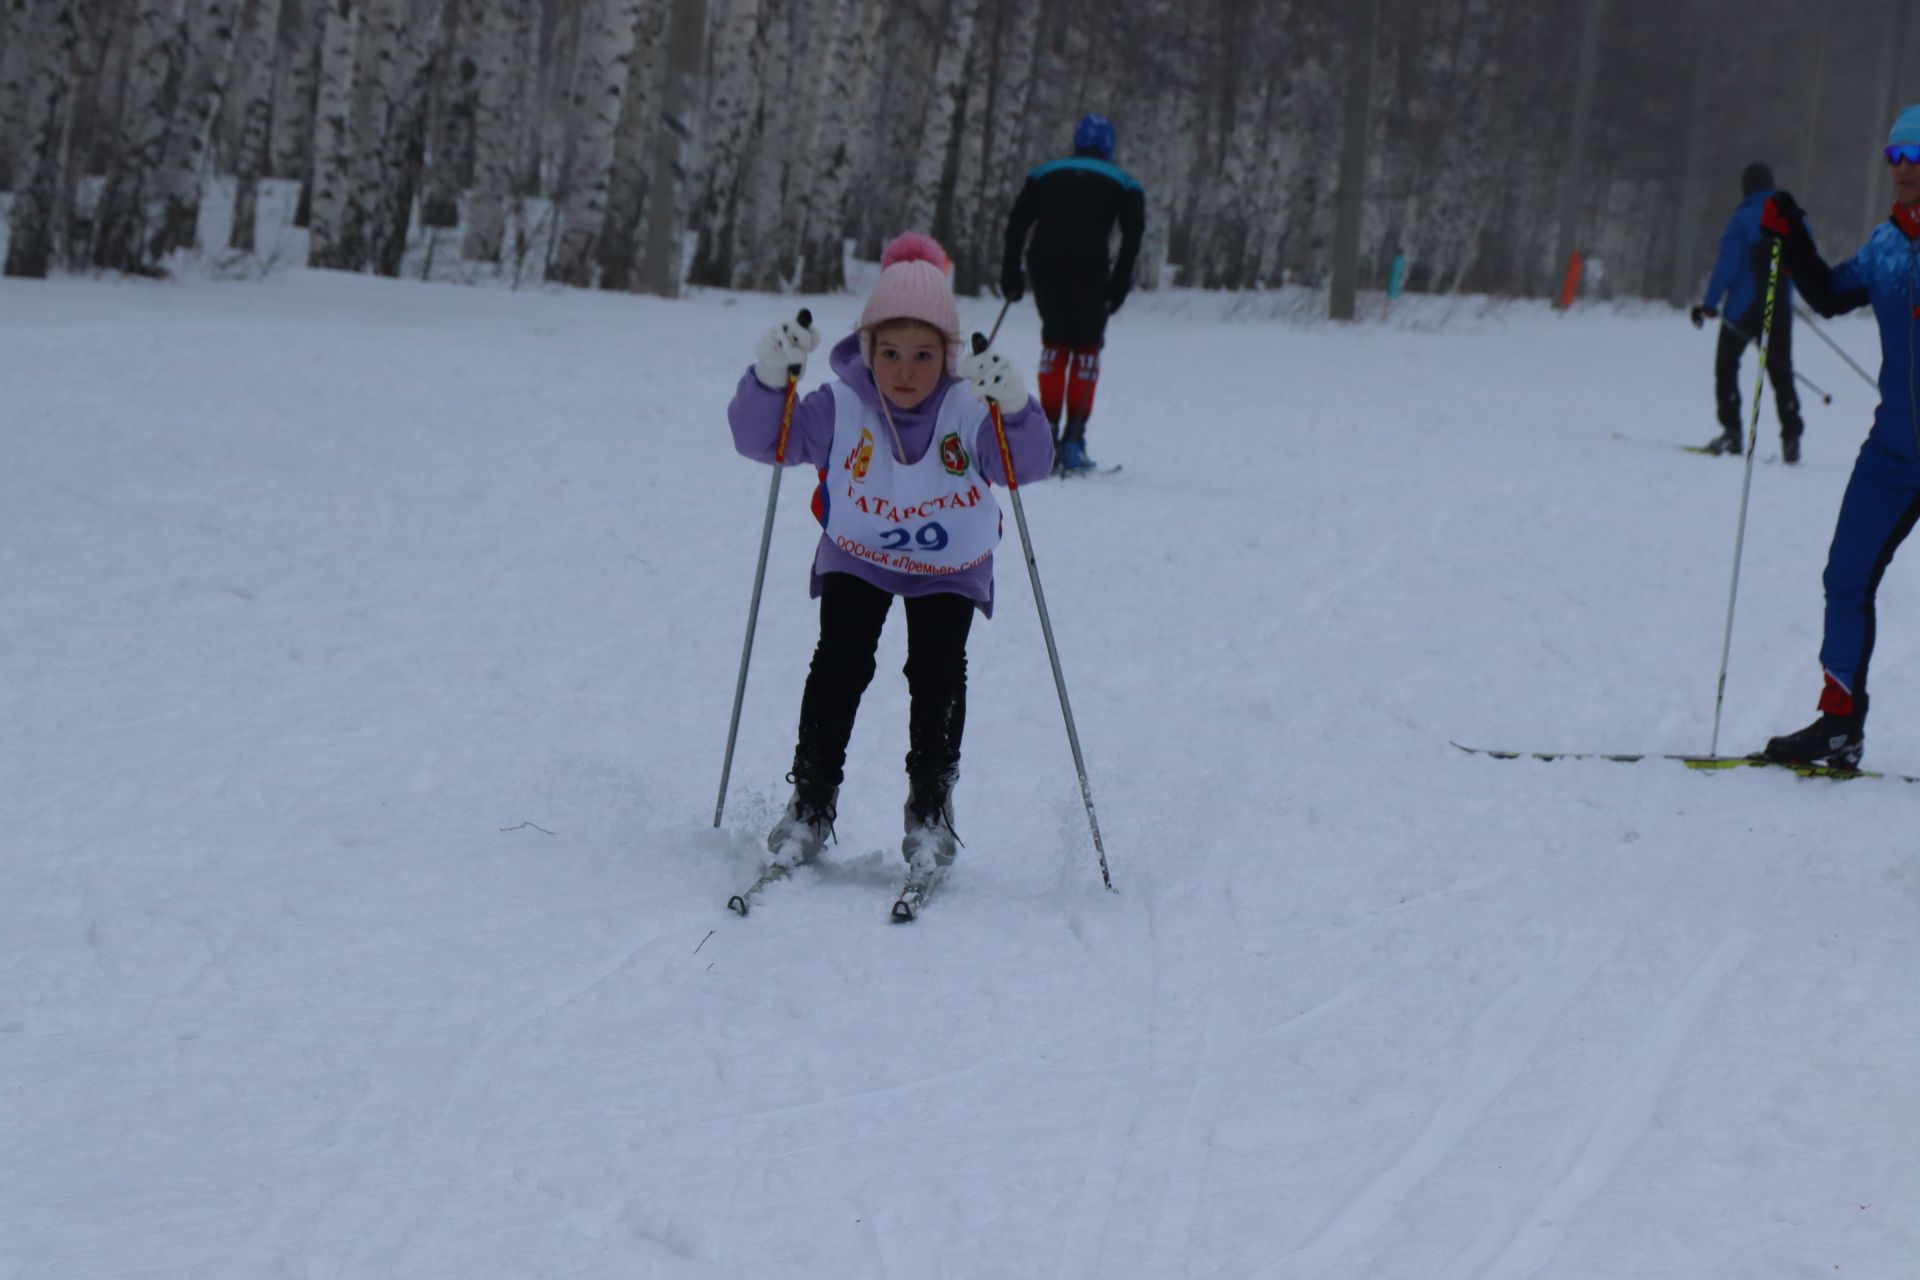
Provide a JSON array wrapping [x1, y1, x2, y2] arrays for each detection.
[[728, 332, 1055, 615]]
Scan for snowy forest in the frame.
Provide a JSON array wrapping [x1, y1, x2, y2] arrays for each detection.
[[1, 0, 1916, 303]]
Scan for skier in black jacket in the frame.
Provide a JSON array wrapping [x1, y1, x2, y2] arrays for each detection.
[[1000, 114, 1146, 475]]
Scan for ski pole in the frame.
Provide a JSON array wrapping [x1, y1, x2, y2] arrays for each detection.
[[1710, 243, 1781, 756], [1714, 314, 1832, 404], [1793, 304, 1878, 390], [972, 331, 1113, 891], [714, 308, 812, 828], [983, 298, 1011, 348]]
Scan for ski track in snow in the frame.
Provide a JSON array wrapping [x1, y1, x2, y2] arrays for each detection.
[[227, 931, 665, 1277], [1049, 894, 1155, 1280], [1442, 934, 1753, 1280], [1238, 932, 1622, 1280]]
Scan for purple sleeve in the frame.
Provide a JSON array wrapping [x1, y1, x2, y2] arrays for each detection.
[[971, 397, 1055, 488], [727, 369, 836, 467]]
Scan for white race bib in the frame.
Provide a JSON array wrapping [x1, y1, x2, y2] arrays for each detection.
[[818, 382, 1002, 577]]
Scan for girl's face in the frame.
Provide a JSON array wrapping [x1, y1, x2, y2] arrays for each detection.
[[870, 323, 946, 410]]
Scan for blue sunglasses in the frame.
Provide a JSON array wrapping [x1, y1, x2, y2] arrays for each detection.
[[1887, 144, 1920, 165]]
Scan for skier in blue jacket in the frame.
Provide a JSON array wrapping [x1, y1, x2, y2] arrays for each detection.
[[1692, 162, 1804, 461], [1755, 105, 1920, 769]]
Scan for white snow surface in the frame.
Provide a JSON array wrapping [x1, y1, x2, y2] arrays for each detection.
[[4, 266, 1918, 1280]]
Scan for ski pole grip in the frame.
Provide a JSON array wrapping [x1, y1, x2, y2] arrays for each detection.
[[773, 308, 813, 464], [971, 332, 989, 355]]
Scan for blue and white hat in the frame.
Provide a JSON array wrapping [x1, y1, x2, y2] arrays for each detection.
[[1889, 103, 1920, 146]]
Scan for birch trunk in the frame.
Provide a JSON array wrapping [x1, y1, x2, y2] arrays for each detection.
[[725, 0, 784, 290], [0, 0, 35, 190], [336, 0, 397, 268], [901, 0, 981, 237], [369, 0, 439, 275], [4, 0, 77, 277], [462, 0, 523, 261], [795, 0, 881, 293], [945, 7, 995, 292], [145, 0, 242, 260], [91, 0, 183, 274], [306, 0, 359, 268], [977, 0, 1040, 279], [228, 0, 285, 250], [419, 0, 471, 229], [270, 0, 320, 178], [547, 0, 642, 285], [685, 0, 763, 286], [639, 0, 704, 295], [596, 0, 665, 291]]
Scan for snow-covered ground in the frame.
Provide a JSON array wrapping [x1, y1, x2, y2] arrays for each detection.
[[4, 258, 1917, 1279]]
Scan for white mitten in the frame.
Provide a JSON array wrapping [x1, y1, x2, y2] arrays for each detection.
[[753, 312, 820, 389], [956, 346, 1030, 414]]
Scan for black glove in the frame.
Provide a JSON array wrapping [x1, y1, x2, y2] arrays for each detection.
[[1000, 268, 1024, 302], [1690, 304, 1717, 329], [1106, 280, 1129, 315], [1760, 191, 1806, 239]]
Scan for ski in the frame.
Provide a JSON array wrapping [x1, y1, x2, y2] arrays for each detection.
[[1449, 741, 1920, 783], [726, 862, 794, 916], [889, 869, 946, 922]]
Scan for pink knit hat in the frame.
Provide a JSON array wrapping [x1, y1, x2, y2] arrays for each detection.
[[859, 232, 960, 371]]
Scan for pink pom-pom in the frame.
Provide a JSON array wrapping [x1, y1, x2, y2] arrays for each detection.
[[879, 231, 949, 272]]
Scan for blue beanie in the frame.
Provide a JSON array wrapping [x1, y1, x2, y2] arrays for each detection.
[[1890, 104, 1920, 145]]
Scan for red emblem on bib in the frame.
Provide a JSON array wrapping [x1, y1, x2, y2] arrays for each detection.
[[940, 432, 969, 475]]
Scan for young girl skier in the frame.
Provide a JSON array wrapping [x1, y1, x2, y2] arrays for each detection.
[[727, 232, 1054, 895]]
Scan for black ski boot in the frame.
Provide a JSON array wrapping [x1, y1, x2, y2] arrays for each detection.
[[766, 775, 838, 867], [901, 772, 959, 882], [1704, 429, 1743, 456], [1782, 434, 1801, 465], [1763, 713, 1864, 770]]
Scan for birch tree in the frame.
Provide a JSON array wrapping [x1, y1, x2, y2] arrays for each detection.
[[789, 0, 881, 292], [228, 0, 285, 250], [639, 0, 704, 295], [596, 0, 666, 290], [369, 0, 441, 275], [686, 0, 764, 286], [145, 0, 242, 259], [270, 0, 320, 180], [901, 0, 981, 237], [0, 0, 36, 190], [547, 0, 643, 285], [306, 0, 360, 267], [418, 0, 470, 229], [4, 0, 78, 277], [722, 0, 785, 290], [91, 0, 184, 274], [462, 0, 525, 261]]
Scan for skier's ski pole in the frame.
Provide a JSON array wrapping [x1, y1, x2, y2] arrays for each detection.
[[972, 331, 1113, 891], [1711, 244, 1781, 756], [714, 308, 811, 828], [1714, 314, 1832, 404], [984, 298, 1011, 348], [1793, 304, 1877, 390]]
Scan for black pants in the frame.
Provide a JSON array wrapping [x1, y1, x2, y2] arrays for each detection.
[[1031, 264, 1111, 349], [1716, 308, 1802, 440], [790, 573, 974, 795]]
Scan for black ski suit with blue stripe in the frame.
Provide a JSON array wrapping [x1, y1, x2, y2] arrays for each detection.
[[1001, 153, 1146, 349]]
